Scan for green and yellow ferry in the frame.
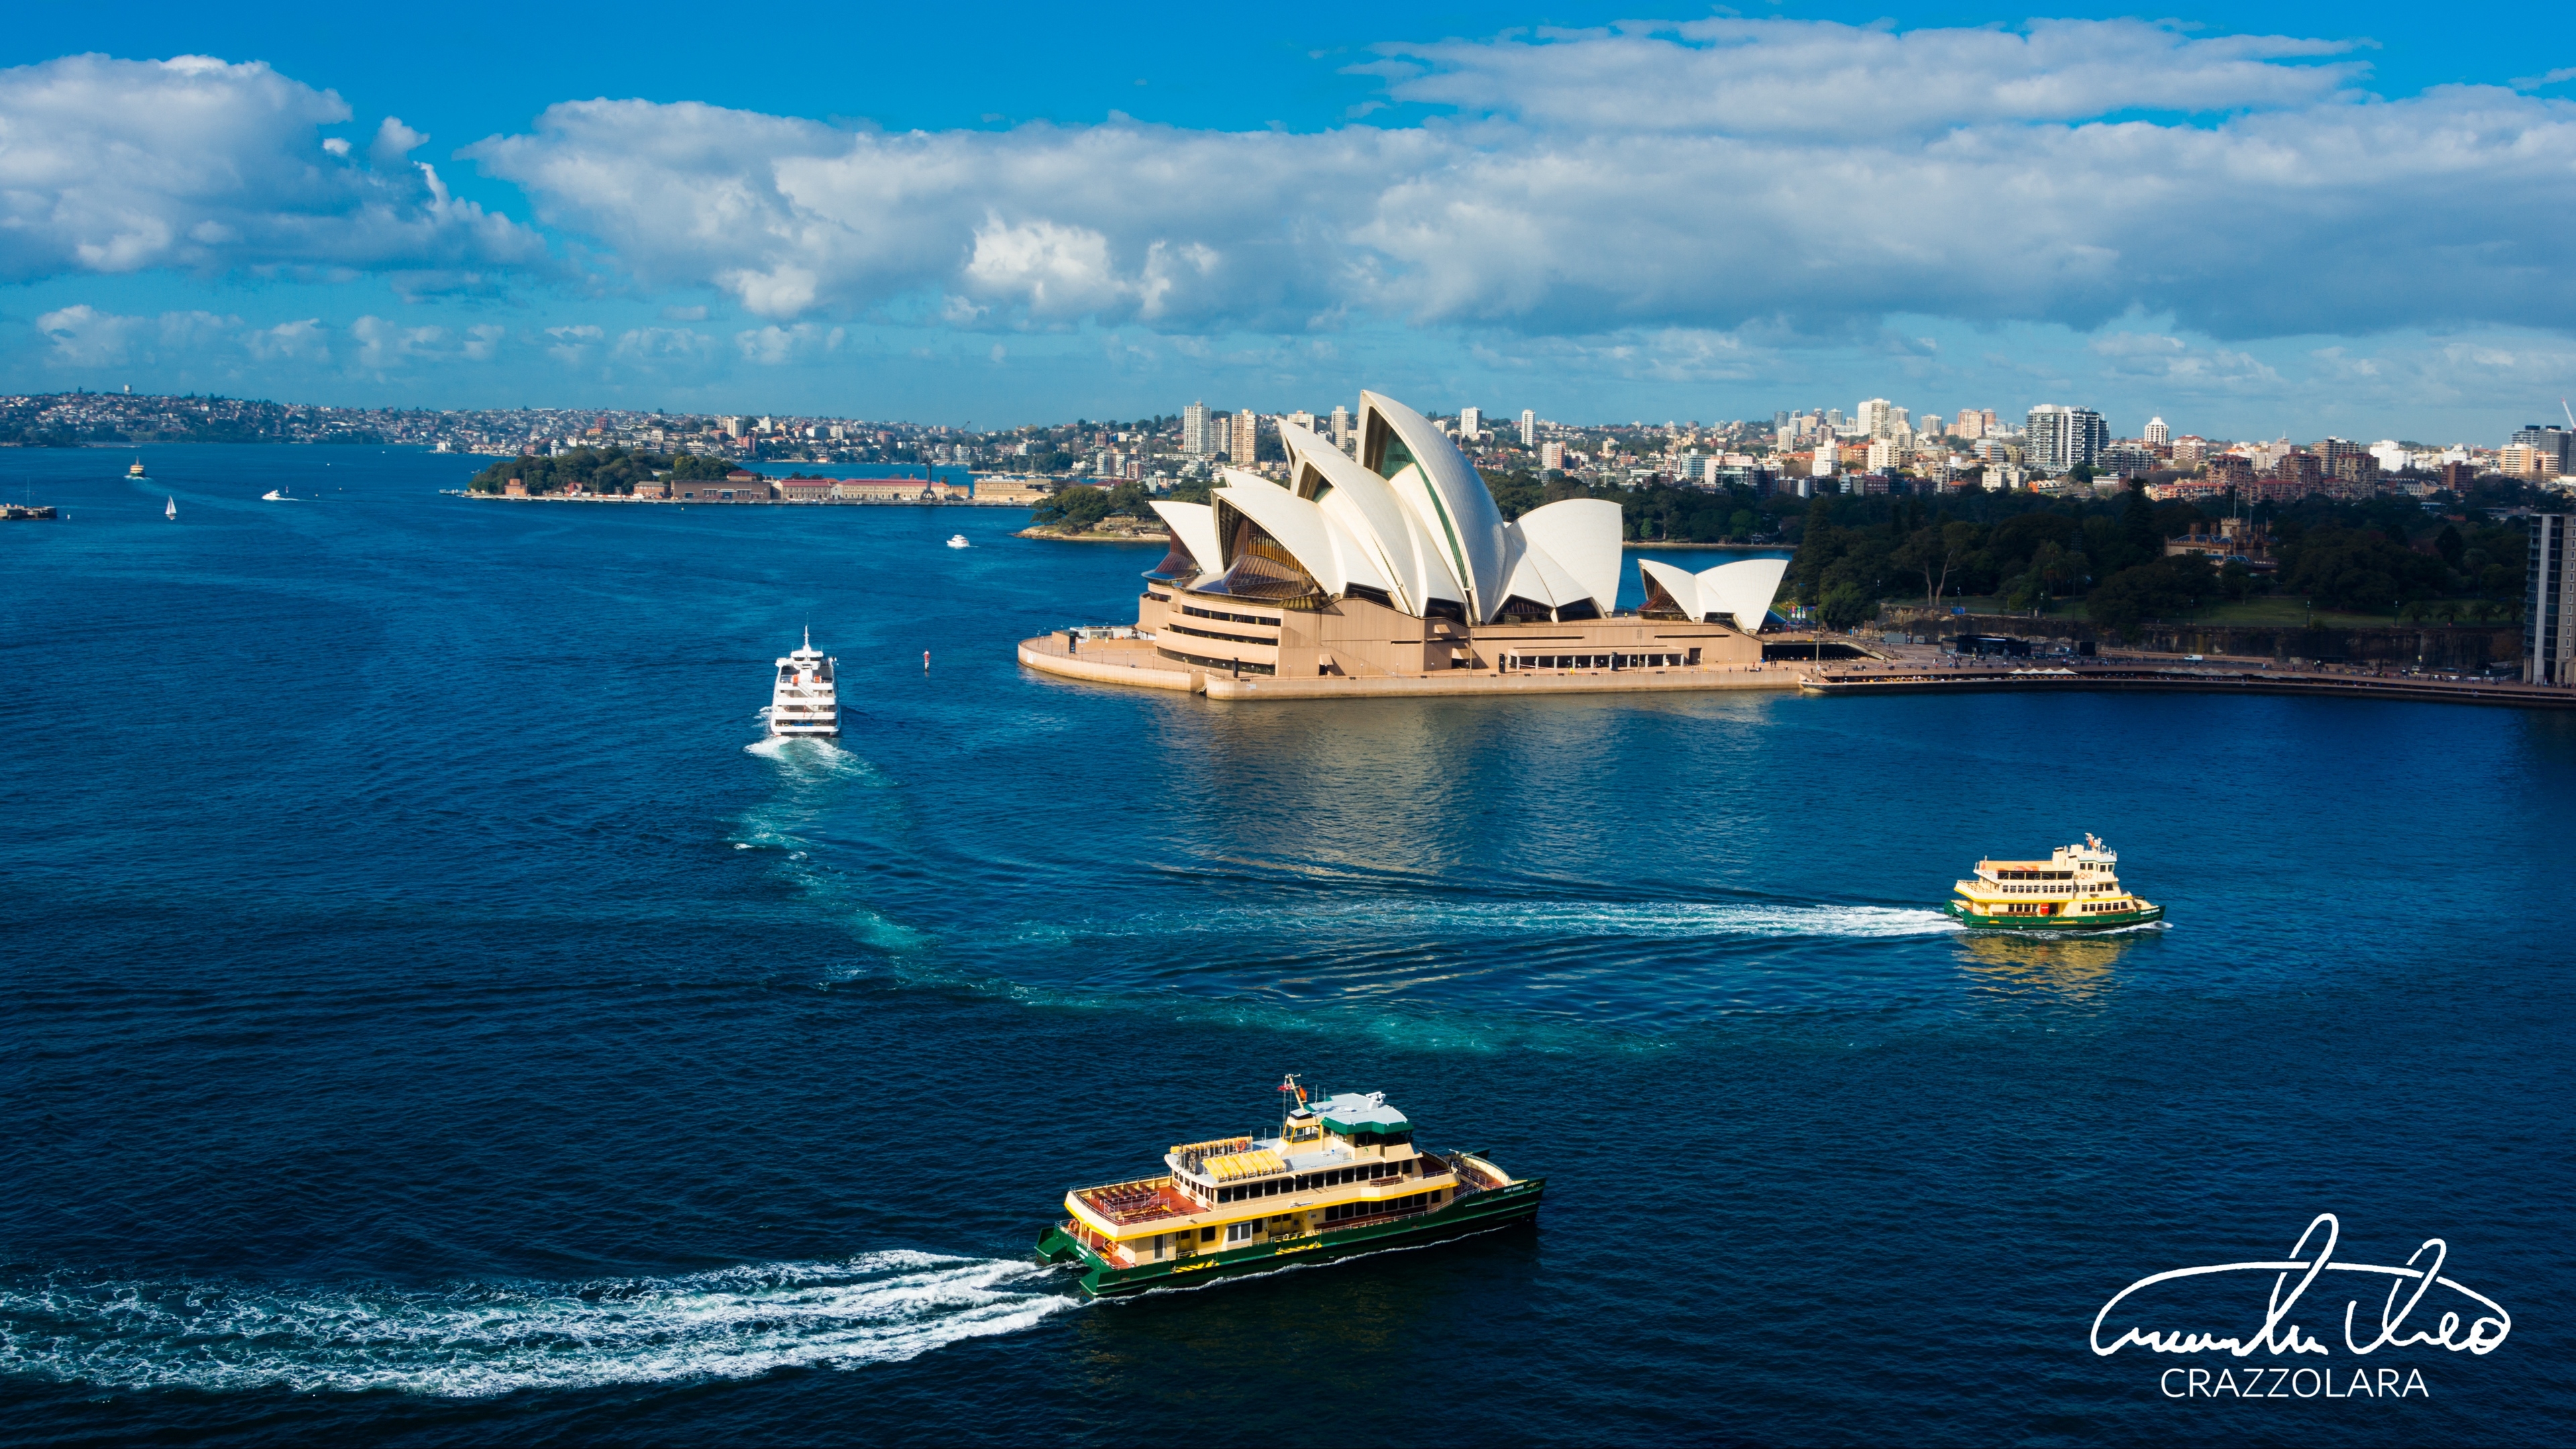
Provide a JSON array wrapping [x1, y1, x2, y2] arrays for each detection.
[[1945, 833, 2164, 930], [1035, 1079, 1544, 1297]]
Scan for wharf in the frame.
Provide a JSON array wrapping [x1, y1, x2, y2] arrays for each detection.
[[1018, 633, 1804, 699], [1800, 662, 2576, 710]]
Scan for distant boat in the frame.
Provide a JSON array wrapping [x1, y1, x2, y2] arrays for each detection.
[[946, 534, 971, 549], [164, 495, 177, 521], [127, 458, 150, 482], [262, 488, 295, 501]]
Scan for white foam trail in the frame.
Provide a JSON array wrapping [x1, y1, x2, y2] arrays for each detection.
[[0, 1252, 1073, 1398], [1034, 899, 1959, 943]]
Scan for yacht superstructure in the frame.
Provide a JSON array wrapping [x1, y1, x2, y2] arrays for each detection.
[[1037, 1076, 1544, 1297], [769, 629, 839, 737], [1945, 833, 2162, 929]]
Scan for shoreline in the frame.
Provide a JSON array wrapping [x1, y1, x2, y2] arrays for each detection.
[[446, 490, 1024, 508], [1801, 662, 2576, 710], [1014, 527, 1164, 543]]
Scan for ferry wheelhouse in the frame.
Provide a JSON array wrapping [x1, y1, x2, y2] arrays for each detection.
[[1036, 1078, 1543, 1297], [769, 629, 839, 737], [1945, 833, 2163, 930]]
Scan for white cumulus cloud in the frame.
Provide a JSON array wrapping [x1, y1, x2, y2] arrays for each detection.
[[0, 54, 545, 281]]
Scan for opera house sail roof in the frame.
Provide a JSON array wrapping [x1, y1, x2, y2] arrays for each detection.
[[1147, 390, 1655, 627]]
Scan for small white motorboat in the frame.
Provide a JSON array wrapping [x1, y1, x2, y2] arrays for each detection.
[[946, 534, 971, 549], [262, 488, 290, 501]]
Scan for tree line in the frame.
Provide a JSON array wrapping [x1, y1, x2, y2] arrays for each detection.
[[466, 447, 735, 494]]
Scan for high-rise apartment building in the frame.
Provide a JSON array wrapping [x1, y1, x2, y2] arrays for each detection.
[[1183, 400, 1210, 455], [1208, 413, 1231, 462], [2025, 405, 2108, 474], [2145, 417, 2171, 446], [1539, 441, 1566, 471], [1459, 407, 1481, 443], [1520, 409, 1536, 445], [2529, 513, 2574, 684], [1951, 411, 1984, 441], [1856, 400, 1893, 437], [1234, 409, 1258, 465], [1289, 411, 1315, 433], [1332, 405, 1350, 449]]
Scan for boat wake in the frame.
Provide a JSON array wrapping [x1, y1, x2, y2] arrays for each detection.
[[0, 1252, 1073, 1399], [1025, 898, 1960, 945]]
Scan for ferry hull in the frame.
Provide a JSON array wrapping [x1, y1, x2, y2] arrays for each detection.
[[1036, 1177, 1545, 1298], [1945, 900, 2163, 930]]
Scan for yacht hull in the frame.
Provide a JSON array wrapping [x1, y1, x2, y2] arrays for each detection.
[[1944, 900, 2164, 930]]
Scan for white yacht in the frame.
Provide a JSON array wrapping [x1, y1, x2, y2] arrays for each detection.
[[946, 533, 970, 549], [769, 629, 840, 737]]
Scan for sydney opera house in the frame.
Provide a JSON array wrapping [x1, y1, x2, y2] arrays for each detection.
[[1021, 390, 1788, 696]]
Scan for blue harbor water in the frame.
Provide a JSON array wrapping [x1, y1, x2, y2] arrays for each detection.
[[3, 445, 2573, 1444]]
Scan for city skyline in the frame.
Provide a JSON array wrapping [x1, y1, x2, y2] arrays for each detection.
[[2, 4, 2572, 437]]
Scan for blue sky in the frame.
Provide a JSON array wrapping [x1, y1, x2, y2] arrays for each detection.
[[2, 2, 2571, 440]]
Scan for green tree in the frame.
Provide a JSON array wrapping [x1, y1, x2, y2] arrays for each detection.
[[1818, 580, 1874, 631], [1031, 484, 1114, 531], [2117, 482, 2161, 570], [1894, 519, 1981, 607], [2088, 555, 2218, 641], [2434, 523, 2465, 570]]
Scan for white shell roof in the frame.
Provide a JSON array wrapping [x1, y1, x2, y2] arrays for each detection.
[[1180, 395, 1620, 624], [1638, 555, 1788, 629]]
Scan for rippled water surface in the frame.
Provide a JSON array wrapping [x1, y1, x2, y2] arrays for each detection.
[[5, 447, 2573, 1444]]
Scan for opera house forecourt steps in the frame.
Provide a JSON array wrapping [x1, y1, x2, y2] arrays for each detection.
[[1016, 389, 1798, 700]]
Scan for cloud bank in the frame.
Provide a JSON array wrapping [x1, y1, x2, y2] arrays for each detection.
[[460, 18, 2576, 342], [7, 20, 2575, 393]]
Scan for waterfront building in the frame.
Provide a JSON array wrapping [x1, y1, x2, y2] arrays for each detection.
[[1520, 409, 1536, 446], [2531, 514, 2575, 685], [1119, 391, 1778, 681]]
